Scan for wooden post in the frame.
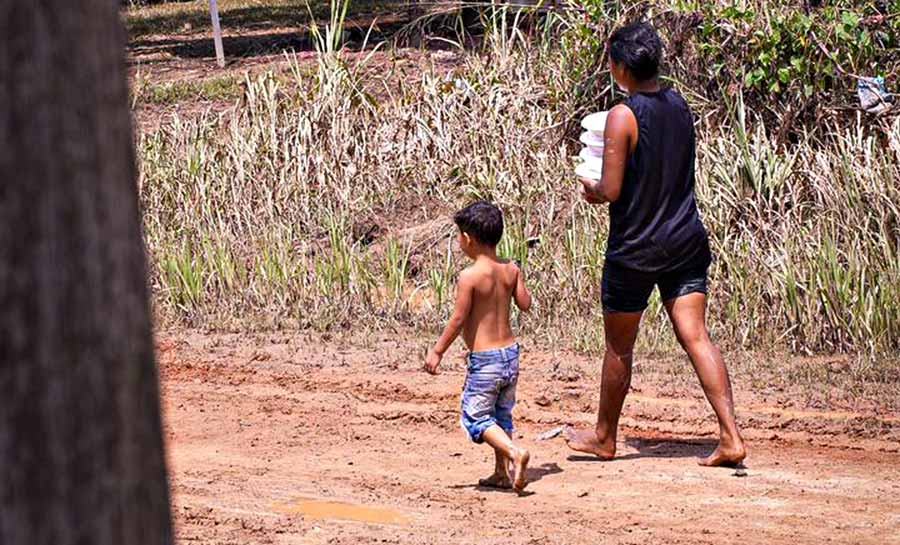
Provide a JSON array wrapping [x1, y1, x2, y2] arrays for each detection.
[[209, 0, 225, 67]]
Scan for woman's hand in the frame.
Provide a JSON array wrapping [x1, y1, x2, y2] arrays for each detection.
[[579, 178, 606, 204]]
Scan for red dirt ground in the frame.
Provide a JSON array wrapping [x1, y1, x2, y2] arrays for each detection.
[[158, 330, 900, 545]]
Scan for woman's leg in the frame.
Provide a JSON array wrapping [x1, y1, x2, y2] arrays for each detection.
[[664, 292, 746, 466], [565, 311, 642, 458]]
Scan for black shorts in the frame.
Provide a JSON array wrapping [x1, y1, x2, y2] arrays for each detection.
[[601, 261, 709, 313]]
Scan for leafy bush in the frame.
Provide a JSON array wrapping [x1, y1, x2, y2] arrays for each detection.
[[575, 0, 899, 129]]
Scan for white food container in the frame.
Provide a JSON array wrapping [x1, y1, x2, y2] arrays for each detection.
[[575, 160, 603, 181], [579, 130, 604, 151], [575, 111, 608, 182], [581, 111, 609, 136], [580, 146, 603, 161]]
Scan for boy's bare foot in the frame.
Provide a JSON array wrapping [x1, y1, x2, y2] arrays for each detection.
[[698, 441, 746, 467], [564, 428, 616, 460], [478, 472, 512, 489], [511, 448, 530, 493]]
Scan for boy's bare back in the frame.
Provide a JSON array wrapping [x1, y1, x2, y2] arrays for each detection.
[[425, 201, 531, 376], [459, 258, 528, 352]]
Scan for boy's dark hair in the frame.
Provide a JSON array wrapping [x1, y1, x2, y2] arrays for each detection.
[[454, 201, 503, 246], [608, 22, 663, 82]]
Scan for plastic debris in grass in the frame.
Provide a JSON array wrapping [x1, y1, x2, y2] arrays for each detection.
[[858, 76, 894, 114]]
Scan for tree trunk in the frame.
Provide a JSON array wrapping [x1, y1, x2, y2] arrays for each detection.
[[0, 2, 173, 545]]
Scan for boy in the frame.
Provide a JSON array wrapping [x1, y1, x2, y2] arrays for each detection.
[[425, 201, 532, 493]]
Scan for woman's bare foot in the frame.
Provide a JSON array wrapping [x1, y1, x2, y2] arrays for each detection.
[[478, 472, 512, 489], [564, 428, 616, 459], [698, 441, 746, 467], [511, 448, 530, 493]]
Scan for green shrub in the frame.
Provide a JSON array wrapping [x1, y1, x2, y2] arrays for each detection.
[[575, 0, 899, 127]]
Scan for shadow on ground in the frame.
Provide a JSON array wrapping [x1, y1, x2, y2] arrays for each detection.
[[567, 437, 720, 462], [525, 461, 564, 482], [132, 31, 313, 60], [125, 3, 404, 39], [130, 18, 413, 61], [448, 462, 564, 494]]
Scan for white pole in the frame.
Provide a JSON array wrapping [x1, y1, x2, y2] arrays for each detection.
[[209, 0, 225, 67]]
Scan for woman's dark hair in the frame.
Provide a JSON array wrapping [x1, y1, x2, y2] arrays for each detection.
[[454, 201, 503, 246], [608, 22, 663, 82]]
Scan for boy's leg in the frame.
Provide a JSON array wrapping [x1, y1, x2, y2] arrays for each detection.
[[664, 292, 746, 466], [565, 310, 642, 458], [491, 366, 519, 489], [478, 448, 512, 489], [462, 352, 517, 487], [481, 425, 530, 492]]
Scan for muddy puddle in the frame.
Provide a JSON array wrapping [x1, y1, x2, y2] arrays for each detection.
[[274, 497, 411, 526]]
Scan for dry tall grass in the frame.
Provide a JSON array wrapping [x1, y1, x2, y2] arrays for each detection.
[[137, 10, 900, 363]]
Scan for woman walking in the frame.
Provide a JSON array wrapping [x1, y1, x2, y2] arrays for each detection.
[[566, 22, 746, 466]]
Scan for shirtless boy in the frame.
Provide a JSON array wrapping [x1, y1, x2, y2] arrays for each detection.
[[425, 201, 533, 493]]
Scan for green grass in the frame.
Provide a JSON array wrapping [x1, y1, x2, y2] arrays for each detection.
[[133, 74, 244, 105]]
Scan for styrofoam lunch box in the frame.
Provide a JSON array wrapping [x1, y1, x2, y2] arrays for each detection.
[[575, 111, 608, 182], [581, 111, 609, 135], [575, 160, 603, 181], [579, 146, 603, 161], [578, 153, 603, 171], [579, 131, 604, 153]]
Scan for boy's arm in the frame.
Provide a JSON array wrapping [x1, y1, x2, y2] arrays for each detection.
[[513, 264, 532, 312], [425, 270, 475, 374], [580, 104, 636, 204]]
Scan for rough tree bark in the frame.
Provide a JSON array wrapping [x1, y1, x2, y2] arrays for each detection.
[[0, 2, 173, 544]]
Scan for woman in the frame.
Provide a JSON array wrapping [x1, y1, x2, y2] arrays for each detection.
[[566, 22, 746, 466]]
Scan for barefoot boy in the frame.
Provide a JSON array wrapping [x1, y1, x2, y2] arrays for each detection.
[[425, 201, 532, 493]]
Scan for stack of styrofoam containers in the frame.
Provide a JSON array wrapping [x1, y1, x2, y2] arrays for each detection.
[[575, 111, 607, 181]]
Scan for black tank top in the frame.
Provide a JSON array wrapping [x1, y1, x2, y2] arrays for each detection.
[[605, 88, 711, 272]]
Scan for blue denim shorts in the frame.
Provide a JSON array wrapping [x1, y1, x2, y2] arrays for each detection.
[[460, 344, 520, 443]]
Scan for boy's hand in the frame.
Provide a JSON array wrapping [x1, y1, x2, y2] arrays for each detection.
[[425, 350, 443, 375]]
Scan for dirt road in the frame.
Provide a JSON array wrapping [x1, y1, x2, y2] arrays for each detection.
[[158, 331, 900, 544]]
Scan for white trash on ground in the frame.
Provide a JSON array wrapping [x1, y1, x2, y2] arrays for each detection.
[[858, 76, 894, 115]]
